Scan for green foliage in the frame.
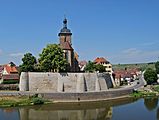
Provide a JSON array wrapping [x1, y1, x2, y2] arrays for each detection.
[[38, 44, 67, 72], [153, 85, 159, 92], [84, 61, 106, 73], [19, 53, 37, 72], [155, 61, 159, 74], [0, 95, 52, 107], [31, 97, 44, 105], [9, 62, 16, 67], [84, 61, 96, 72], [0, 100, 18, 107], [113, 63, 155, 71], [130, 91, 143, 98], [144, 68, 158, 85], [2, 80, 19, 84], [131, 91, 156, 98], [95, 64, 106, 72]]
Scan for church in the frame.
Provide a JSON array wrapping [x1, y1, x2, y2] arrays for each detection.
[[58, 18, 79, 72]]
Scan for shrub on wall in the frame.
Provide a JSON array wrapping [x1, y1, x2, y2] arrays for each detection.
[[2, 80, 19, 84]]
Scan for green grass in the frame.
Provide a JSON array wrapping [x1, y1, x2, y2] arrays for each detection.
[[130, 91, 144, 98], [113, 62, 155, 71], [0, 96, 52, 107], [152, 85, 159, 92], [130, 91, 157, 98]]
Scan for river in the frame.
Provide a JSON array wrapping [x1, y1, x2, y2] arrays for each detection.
[[0, 97, 159, 120]]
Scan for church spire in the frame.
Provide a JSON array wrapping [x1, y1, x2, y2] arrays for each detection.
[[58, 17, 72, 36], [63, 17, 67, 29]]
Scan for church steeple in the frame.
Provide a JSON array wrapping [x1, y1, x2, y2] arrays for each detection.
[[58, 17, 79, 72], [63, 18, 67, 29], [58, 17, 72, 45], [58, 17, 72, 36]]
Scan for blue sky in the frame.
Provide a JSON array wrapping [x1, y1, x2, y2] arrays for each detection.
[[0, 0, 159, 65]]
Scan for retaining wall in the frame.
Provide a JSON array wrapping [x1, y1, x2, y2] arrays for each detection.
[[19, 72, 115, 92]]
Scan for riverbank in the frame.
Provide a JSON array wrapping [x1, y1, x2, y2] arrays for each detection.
[[0, 84, 155, 107], [0, 95, 52, 107], [131, 85, 159, 98], [0, 91, 156, 108]]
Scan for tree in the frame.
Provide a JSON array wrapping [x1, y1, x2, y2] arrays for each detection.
[[84, 61, 106, 73], [84, 61, 96, 72], [19, 53, 37, 72], [95, 64, 106, 73], [9, 62, 16, 67], [38, 44, 67, 72], [144, 68, 158, 85], [155, 61, 159, 74]]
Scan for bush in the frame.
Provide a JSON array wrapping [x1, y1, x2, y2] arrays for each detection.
[[32, 97, 44, 105], [155, 61, 159, 74], [2, 80, 19, 84], [144, 68, 158, 85]]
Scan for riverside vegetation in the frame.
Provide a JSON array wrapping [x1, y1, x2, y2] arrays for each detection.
[[0, 94, 52, 107], [131, 85, 159, 98]]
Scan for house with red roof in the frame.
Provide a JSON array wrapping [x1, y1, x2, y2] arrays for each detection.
[[0, 63, 19, 84], [94, 57, 113, 74], [113, 68, 141, 86]]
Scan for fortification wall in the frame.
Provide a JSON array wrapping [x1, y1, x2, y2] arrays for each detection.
[[19, 72, 115, 92]]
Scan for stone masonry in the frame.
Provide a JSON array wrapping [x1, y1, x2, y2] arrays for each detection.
[[19, 72, 116, 92]]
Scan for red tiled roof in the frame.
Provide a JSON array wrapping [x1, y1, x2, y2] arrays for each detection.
[[60, 41, 73, 50], [2, 74, 19, 80], [114, 70, 135, 79], [114, 73, 121, 79], [94, 57, 109, 64], [4, 65, 18, 74]]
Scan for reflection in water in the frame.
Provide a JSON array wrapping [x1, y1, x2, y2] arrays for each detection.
[[157, 107, 159, 120], [144, 97, 158, 111], [2, 97, 159, 120], [19, 107, 112, 120], [0, 108, 19, 120], [0, 98, 139, 120]]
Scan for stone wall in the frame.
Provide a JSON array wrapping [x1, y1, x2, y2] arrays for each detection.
[[19, 72, 115, 92], [41, 89, 133, 102]]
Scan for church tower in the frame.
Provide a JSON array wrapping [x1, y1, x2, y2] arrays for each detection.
[[58, 18, 79, 72], [58, 18, 72, 46]]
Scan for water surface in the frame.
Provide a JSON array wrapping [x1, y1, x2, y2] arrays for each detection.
[[0, 97, 159, 120]]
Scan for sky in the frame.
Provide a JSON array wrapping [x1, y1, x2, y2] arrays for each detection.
[[0, 0, 159, 65]]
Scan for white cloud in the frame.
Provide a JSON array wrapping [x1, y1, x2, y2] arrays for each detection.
[[9, 53, 23, 57]]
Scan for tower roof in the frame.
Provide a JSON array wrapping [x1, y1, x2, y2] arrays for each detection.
[[94, 57, 110, 64], [58, 18, 72, 36]]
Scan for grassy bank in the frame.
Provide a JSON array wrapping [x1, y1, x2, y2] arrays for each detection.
[[130, 85, 159, 98], [130, 91, 157, 98], [0, 95, 52, 107]]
